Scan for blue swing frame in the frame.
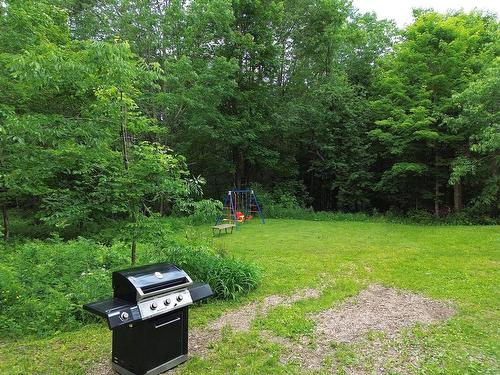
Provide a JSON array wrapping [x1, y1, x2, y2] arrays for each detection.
[[215, 189, 265, 229]]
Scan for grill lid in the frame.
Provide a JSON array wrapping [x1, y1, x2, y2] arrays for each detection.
[[113, 262, 192, 302]]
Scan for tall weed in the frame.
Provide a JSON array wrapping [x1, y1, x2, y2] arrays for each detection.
[[142, 244, 260, 300], [0, 236, 260, 338]]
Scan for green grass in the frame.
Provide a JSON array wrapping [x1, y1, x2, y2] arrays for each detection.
[[1, 219, 499, 374]]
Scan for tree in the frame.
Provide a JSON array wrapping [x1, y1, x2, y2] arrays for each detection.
[[446, 59, 499, 215], [4, 0, 495, 221], [0, 1, 191, 252], [53, 0, 399, 211], [370, 10, 498, 215], [272, 0, 385, 210]]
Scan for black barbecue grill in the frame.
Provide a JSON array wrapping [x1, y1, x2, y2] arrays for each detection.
[[84, 262, 213, 375]]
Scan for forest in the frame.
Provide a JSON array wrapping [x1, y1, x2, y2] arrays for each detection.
[[1, 0, 498, 244]]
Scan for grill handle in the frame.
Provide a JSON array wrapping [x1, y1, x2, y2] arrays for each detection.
[[153, 317, 181, 329]]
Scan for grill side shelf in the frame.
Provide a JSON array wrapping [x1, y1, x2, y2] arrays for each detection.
[[83, 298, 142, 329], [188, 282, 214, 303]]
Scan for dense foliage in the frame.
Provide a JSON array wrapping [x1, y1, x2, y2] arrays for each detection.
[[370, 11, 498, 217], [144, 244, 260, 300], [0, 0, 498, 244], [0, 237, 260, 337]]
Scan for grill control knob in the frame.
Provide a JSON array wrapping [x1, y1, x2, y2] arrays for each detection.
[[120, 312, 129, 321], [164, 298, 171, 306], [150, 302, 158, 310], [176, 294, 183, 302]]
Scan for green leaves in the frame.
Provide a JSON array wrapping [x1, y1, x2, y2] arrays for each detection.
[[389, 162, 428, 175], [0, 0, 70, 54], [371, 10, 498, 213], [1, 0, 498, 227], [0, 2, 194, 237], [445, 59, 499, 212]]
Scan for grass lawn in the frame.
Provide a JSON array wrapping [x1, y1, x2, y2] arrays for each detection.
[[1, 219, 499, 374]]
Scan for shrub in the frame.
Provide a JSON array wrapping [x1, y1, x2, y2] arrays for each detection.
[[0, 236, 260, 338], [251, 182, 312, 209], [263, 205, 376, 222], [188, 199, 223, 225], [0, 239, 129, 337], [405, 209, 435, 224], [141, 244, 260, 300], [260, 204, 498, 226], [250, 185, 498, 225], [172, 199, 223, 224]]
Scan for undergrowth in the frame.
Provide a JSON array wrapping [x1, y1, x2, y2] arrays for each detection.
[[142, 244, 260, 300], [262, 205, 498, 225], [0, 236, 260, 338]]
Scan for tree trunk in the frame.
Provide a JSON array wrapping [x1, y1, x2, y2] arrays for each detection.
[[235, 150, 245, 188], [2, 205, 9, 241], [120, 92, 136, 265], [492, 155, 498, 216], [453, 181, 462, 212], [121, 97, 130, 170], [278, 39, 286, 88], [434, 151, 440, 218], [434, 180, 440, 218], [325, 42, 331, 76]]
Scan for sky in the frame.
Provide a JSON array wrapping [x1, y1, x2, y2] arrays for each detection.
[[352, 0, 500, 27]]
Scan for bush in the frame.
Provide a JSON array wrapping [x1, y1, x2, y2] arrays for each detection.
[[405, 208, 435, 224], [260, 204, 498, 226], [251, 185, 497, 225], [172, 199, 223, 224], [0, 236, 260, 338], [142, 244, 260, 300], [444, 209, 499, 225], [0, 239, 129, 337], [263, 205, 376, 222], [188, 199, 223, 225], [251, 182, 312, 209]]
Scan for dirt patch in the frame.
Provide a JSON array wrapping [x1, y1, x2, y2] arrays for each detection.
[[87, 287, 322, 374], [87, 284, 453, 374], [261, 330, 327, 370], [86, 359, 113, 375], [189, 288, 321, 357], [265, 284, 455, 371], [339, 334, 427, 375], [313, 284, 454, 343]]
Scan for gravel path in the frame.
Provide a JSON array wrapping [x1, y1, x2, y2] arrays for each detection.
[[87, 284, 455, 374], [87, 287, 321, 374], [267, 284, 455, 371], [188, 287, 321, 357]]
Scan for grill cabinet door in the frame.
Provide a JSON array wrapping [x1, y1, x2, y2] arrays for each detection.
[[112, 308, 188, 374]]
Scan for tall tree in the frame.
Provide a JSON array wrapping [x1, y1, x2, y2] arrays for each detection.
[[446, 59, 499, 215], [370, 10, 498, 215], [0, 1, 191, 247]]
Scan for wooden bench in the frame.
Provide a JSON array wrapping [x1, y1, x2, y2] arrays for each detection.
[[212, 223, 236, 235]]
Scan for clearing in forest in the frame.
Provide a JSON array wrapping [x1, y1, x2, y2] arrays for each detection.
[[2, 219, 498, 374]]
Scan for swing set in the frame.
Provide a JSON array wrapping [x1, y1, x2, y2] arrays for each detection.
[[215, 189, 265, 230]]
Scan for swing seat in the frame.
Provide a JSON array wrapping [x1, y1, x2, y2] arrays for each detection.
[[214, 188, 266, 228]]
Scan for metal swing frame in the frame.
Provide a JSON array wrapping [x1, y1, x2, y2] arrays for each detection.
[[216, 189, 265, 229]]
